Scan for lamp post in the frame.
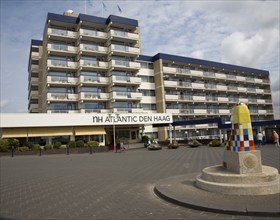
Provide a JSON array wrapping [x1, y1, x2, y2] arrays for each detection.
[[109, 113, 119, 153]]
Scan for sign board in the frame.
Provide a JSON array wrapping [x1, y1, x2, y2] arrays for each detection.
[[0, 113, 173, 128]]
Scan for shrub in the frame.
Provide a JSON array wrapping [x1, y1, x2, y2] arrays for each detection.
[[67, 141, 76, 148], [76, 140, 84, 148], [44, 144, 52, 150], [209, 139, 221, 147], [188, 139, 201, 146], [25, 141, 34, 149], [87, 141, 99, 148], [0, 139, 10, 152], [18, 146, 29, 152], [30, 144, 40, 151], [53, 141, 62, 149], [8, 139, 20, 149]]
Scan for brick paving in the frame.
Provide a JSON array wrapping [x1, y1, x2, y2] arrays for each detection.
[[0, 145, 279, 220]]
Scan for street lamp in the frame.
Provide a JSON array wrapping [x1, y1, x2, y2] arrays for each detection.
[[109, 113, 119, 153]]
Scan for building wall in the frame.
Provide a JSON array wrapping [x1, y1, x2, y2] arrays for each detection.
[[27, 11, 274, 141]]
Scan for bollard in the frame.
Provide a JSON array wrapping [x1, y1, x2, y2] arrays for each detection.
[[11, 146, 14, 157], [66, 147, 69, 155]]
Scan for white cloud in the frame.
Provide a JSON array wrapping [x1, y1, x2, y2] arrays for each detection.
[[221, 30, 279, 67], [190, 50, 204, 59], [0, 100, 9, 108]]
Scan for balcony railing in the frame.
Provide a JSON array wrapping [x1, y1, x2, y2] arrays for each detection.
[[111, 91, 142, 100], [80, 76, 109, 84], [79, 44, 108, 53], [80, 92, 109, 100], [79, 29, 108, 39], [47, 60, 78, 69], [111, 75, 141, 84], [47, 93, 79, 101], [48, 44, 78, 53], [110, 60, 140, 69], [110, 44, 140, 55], [110, 30, 138, 41], [80, 60, 108, 69], [47, 76, 78, 85], [48, 28, 77, 38]]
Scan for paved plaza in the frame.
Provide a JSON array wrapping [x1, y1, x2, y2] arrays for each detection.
[[0, 145, 279, 220]]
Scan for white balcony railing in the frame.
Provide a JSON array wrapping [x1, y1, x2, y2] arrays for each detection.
[[48, 28, 77, 38], [47, 44, 78, 53], [109, 30, 139, 41], [47, 60, 78, 69], [80, 76, 109, 84], [79, 44, 108, 53], [79, 29, 108, 39], [110, 60, 140, 69], [47, 76, 78, 85], [79, 60, 108, 69], [110, 44, 140, 54]]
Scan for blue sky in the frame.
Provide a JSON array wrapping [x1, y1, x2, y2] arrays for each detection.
[[0, 0, 279, 118]]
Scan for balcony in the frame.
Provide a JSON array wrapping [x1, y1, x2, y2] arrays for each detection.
[[217, 97, 229, 102], [165, 94, 179, 101], [79, 44, 108, 55], [47, 110, 80, 113], [47, 60, 78, 70], [79, 60, 108, 70], [110, 60, 140, 71], [47, 44, 78, 55], [31, 52, 39, 58], [80, 92, 109, 101], [111, 91, 142, 100], [79, 29, 108, 42], [110, 75, 141, 85], [29, 77, 39, 85], [110, 44, 140, 57], [48, 28, 77, 40], [47, 76, 78, 85], [80, 109, 111, 113], [79, 76, 109, 85], [47, 93, 79, 101], [109, 30, 139, 42], [112, 107, 143, 113], [31, 64, 39, 72], [193, 96, 206, 102], [28, 91, 39, 100]]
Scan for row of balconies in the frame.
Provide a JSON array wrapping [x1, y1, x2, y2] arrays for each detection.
[[47, 28, 139, 42], [163, 66, 270, 85], [46, 107, 143, 114], [166, 108, 274, 115], [46, 75, 141, 86], [46, 91, 142, 102], [47, 43, 140, 57], [164, 81, 271, 94], [165, 94, 273, 104], [47, 59, 141, 71]]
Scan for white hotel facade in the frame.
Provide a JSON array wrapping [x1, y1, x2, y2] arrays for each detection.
[[24, 11, 274, 143]]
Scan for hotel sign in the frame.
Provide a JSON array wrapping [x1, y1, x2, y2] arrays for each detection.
[[92, 113, 172, 125], [0, 113, 173, 128]]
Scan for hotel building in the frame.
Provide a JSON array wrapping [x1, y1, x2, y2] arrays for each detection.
[[27, 11, 274, 143]]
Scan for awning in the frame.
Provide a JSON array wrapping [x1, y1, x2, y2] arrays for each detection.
[[27, 127, 73, 137], [74, 126, 106, 136], [1, 128, 28, 138]]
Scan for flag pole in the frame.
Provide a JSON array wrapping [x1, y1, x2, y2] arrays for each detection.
[[85, 0, 87, 14]]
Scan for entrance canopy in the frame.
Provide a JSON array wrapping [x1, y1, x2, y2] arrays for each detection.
[[0, 113, 172, 139]]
